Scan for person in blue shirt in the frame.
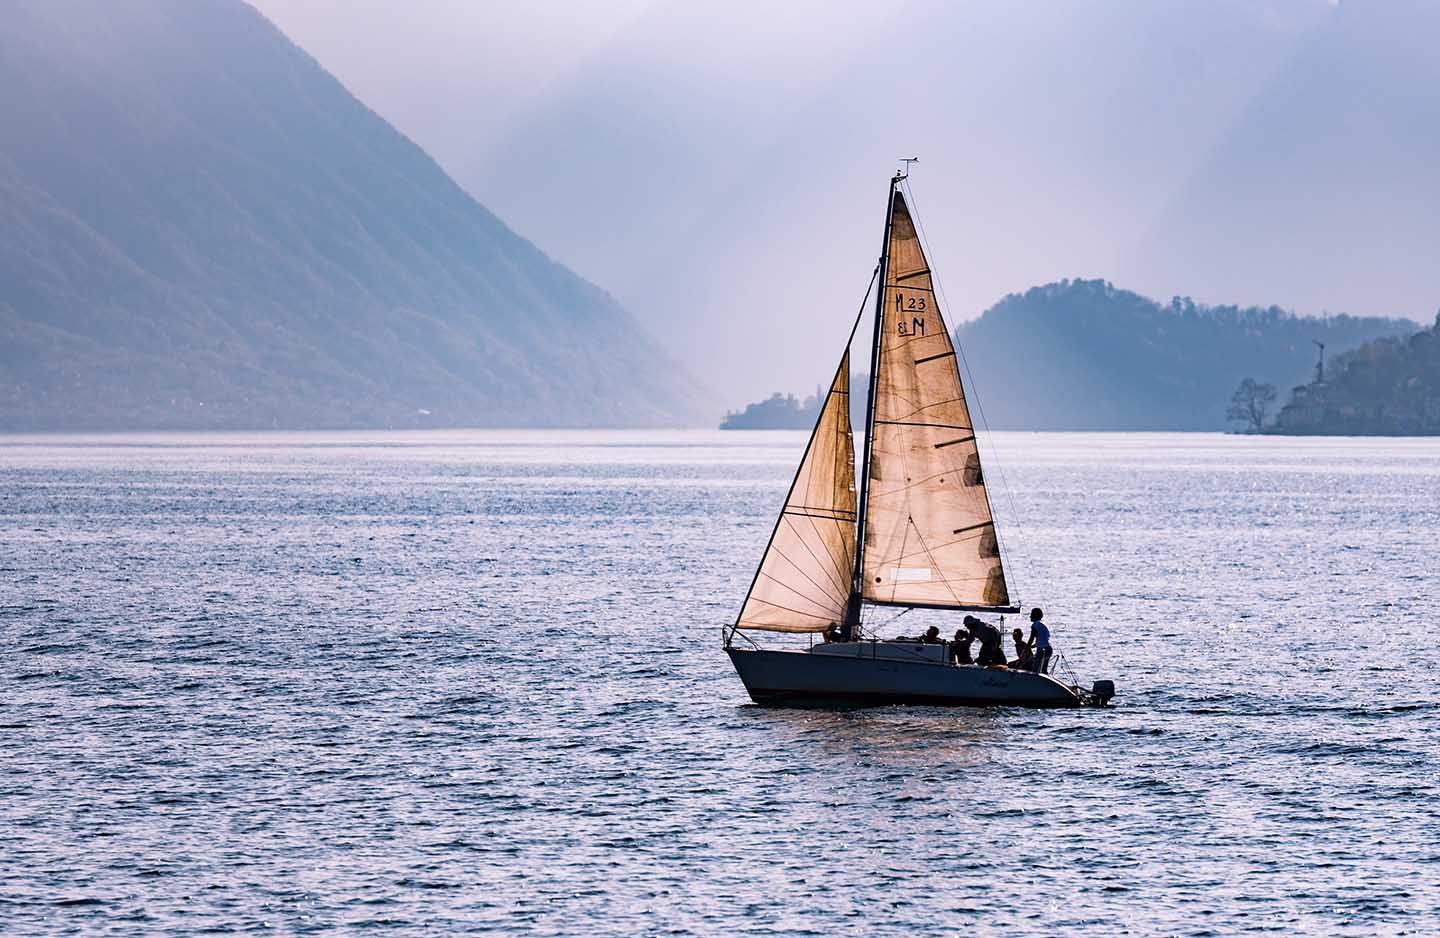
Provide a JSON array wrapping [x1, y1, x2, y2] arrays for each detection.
[[1027, 607, 1052, 673]]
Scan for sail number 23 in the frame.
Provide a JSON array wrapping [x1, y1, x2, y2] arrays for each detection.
[[894, 291, 927, 337]]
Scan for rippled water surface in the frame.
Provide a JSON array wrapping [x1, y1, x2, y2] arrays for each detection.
[[2, 430, 1438, 935]]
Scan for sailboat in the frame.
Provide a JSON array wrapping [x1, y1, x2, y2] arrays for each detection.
[[724, 171, 1115, 709]]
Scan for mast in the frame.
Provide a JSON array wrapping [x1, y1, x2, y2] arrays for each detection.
[[842, 172, 902, 640]]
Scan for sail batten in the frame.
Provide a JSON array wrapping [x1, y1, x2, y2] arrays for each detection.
[[735, 350, 858, 633], [859, 190, 1011, 610]]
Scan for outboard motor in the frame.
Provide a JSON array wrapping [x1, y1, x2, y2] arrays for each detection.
[[1089, 680, 1116, 706]]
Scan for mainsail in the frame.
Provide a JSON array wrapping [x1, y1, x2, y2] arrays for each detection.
[[734, 351, 858, 632], [860, 191, 1012, 609]]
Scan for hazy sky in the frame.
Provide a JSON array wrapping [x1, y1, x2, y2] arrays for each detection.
[[250, 0, 1439, 403]]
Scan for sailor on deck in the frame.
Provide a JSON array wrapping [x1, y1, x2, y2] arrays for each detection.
[[1009, 628, 1034, 670], [963, 615, 1005, 667], [951, 627, 974, 664], [1027, 607, 1052, 674]]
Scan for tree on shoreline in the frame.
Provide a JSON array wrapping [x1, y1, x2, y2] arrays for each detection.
[[1227, 378, 1277, 432]]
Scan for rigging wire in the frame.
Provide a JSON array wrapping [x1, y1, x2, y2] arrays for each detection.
[[899, 178, 1038, 603], [847, 263, 883, 351], [855, 603, 911, 641]]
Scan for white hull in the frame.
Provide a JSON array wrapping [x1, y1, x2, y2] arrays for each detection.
[[726, 645, 1085, 708]]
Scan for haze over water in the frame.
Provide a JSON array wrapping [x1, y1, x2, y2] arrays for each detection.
[[2, 430, 1437, 934]]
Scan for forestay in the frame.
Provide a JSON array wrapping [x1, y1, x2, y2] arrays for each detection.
[[860, 192, 1011, 609], [735, 352, 858, 632]]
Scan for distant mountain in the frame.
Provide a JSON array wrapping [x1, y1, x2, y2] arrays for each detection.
[[952, 280, 1417, 431], [1273, 312, 1440, 435], [0, 0, 708, 430]]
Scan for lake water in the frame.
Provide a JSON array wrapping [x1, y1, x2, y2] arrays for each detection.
[[2, 430, 1437, 935]]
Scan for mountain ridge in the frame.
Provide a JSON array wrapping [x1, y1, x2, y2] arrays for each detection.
[[0, 0, 708, 430]]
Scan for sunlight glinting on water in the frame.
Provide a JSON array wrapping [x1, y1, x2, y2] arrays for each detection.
[[1, 430, 1436, 935]]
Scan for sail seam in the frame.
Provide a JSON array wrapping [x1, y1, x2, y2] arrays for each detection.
[[783, 512, 850, 597], [865, 472, 992, 525], [876, 386, 926, 419], [741, 595, 843, 621], [783, 508, 857, 521], [887, 531, 996, 567], [804, 511, 852, 602], [796, 511, 851, 599], [876, 420, 973, 431], [887, 333, 942, 354], [883, 392, 969, 423]]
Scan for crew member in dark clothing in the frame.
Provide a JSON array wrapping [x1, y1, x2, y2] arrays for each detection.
[[951, 627, 974, 664], [963, 615, 1006, 667]]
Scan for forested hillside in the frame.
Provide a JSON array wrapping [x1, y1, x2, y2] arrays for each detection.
[[952, 280, 1416, 430], [1274, 313, 1440, 435]]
